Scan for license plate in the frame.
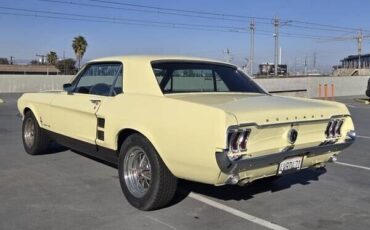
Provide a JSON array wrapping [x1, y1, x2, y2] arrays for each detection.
[[277, 156, 303, 175]]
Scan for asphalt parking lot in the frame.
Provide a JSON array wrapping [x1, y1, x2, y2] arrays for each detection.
[[0, 93, 369, 230]]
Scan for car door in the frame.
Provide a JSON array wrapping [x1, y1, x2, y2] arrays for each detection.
[[49, 62, 122, 149]]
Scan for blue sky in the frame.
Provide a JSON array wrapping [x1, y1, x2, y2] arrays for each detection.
[[1, 0, 370, 73]]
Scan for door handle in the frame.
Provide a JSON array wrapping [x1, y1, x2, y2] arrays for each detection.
[[90, 99, 101, 105]]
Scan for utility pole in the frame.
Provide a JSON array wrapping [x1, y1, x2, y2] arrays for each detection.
[[272, 16, 290, 76], [294, 57, 297, 75], [63, 51, 66, 75], [273, 17, 279, 76], [304, 56, 308, 75], [223, 48, 233, 63], [357, 30, 363, 69], [36, 54, 46, 64], [249, 19, 255, 76], [313, 52, 317, 70]]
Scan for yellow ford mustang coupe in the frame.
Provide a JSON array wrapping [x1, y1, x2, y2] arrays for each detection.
[[18, 55, 355, 210]]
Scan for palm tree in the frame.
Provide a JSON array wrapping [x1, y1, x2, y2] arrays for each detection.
[[72, 36, 88, 69], [47, 51, 58, 65]]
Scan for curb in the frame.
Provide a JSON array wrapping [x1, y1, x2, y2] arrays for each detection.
[[354, 98, 370, 104]]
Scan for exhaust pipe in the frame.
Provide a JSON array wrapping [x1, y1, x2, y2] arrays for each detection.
[[329, 155, 337, 163], [226, 174, 240, 185]]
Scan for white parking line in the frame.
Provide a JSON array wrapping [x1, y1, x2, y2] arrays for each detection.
[[189, 192, 289, 230], [145, 215, 178, 230], [335, 162, 370, 171], [346, 104, 356, 108], [358, 135, 370, 139]]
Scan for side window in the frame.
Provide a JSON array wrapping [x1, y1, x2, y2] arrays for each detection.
[[113, 70, 123, 95], [214, 72, 229, 91], [74, 63, 122, 96]]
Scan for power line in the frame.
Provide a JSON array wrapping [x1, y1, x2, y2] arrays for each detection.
[[0, 11, 247, 33], [0, 6, 248, 30], [89, 0, 273, 21], [0, 6, 338, 40], [292, 20, 364, 33], [41, 0, 368, 33], [40, 0, 256, 23], [89, 0, 368, 33], [92, 0, 370, 33], [287, 24, 360, 33], [0, 10, 272, 36]]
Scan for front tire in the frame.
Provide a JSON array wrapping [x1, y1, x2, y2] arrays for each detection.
[[22, 111, 50, 155], [118, 134, 177, 210]]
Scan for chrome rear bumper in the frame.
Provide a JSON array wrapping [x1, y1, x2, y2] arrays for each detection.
[[216, 133, 355, 174]]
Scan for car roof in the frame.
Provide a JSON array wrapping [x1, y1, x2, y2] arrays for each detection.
[[86, 55, 238, 97], [90, 55, 233, 66]]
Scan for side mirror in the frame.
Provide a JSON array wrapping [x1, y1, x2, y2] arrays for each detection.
[[63, 83, 73, 94]]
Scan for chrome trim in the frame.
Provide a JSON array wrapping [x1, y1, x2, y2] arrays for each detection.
[[346, 130, 356, 141], [216, 139, 355, 174], [287, 128, 298, 144], [236, 114, 350, 129]]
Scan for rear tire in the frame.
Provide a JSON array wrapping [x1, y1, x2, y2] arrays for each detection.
[[118, 133, 177, 210], [22, 111, 50, 155]]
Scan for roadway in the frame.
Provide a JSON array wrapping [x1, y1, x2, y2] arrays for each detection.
[[0, 93, 369, 230]]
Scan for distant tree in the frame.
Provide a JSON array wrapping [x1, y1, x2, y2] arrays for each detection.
[[72, 35, 88, 69], [47, 51, 58, 65], [0, 58, 9, 64], [56, 58, 78, 75], [29, 60, 40, 65]]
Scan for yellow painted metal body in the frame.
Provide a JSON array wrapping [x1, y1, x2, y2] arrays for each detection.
[[17, 55, 355, 185]]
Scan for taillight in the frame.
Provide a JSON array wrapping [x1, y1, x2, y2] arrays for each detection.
[[228, 129, 251, 153], [228, 132, 240, 153], [325, 118, 344, 138], [238, 130, 249, 151], [335, 119, 343, 136]]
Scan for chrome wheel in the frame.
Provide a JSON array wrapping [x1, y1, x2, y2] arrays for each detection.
[[24, 117, 35, 148], [123, 147, 152, 198]]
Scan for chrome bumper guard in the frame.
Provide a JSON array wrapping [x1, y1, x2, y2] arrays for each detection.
[[216, 138, 355, 174]]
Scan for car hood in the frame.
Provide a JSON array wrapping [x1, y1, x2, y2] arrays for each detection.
[[166, 93, 349, 125]]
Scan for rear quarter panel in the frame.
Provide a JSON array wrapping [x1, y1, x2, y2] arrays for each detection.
[[97, 94, 237, 184]]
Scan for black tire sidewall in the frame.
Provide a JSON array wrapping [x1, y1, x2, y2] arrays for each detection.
[[118, 134, 163, 210], [22, 112, 41, 155]]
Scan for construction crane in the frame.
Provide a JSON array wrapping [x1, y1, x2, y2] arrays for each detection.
[[323, 30, 370, 68]]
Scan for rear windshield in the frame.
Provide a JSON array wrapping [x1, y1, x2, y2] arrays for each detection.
[[152, 62, 266, 94]]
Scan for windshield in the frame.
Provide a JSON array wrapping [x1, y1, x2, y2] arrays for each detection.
[[152, 62, 266, 94]]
